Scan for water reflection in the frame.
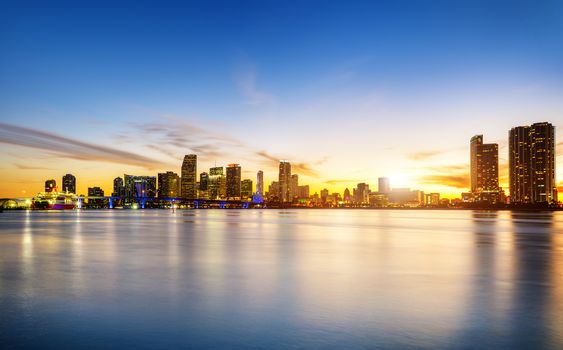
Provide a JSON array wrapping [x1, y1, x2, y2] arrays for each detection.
[[0, 210, 562, 349]]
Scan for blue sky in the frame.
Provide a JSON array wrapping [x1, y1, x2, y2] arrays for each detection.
[[1, 0, 562, 196]]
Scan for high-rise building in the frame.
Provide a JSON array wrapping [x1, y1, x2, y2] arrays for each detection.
[[241, 179, 253, 200], [88, 186, 105, 207], [297, 185, 309, 199], [209, 166, 224, 200], [290, 174, 299, 200], [45, 179, 56, 192], [320, 188, 329, 203], [256, 170, 264, 196], [198, 172, 209, 199], [62, 174, 76, 193], [510, 122, 556, 203], [470, 135, 499, 202], [113, 177, 124, 197], [226, 164, 241, 199], [354, 183, 370, 204], [378, 177, 390, 194], [278, 160, 291, 202], [268, 181, 279, 199], [158, 171, 180, 198], [343, 188, 351, 202], [181, 154, 197, 199], [88, 186, 104, 197], [124, 175, 156, 203]]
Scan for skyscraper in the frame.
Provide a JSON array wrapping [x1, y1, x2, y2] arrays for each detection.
[[290, 174, 299, 200], [62, 174, 76, 193], [181, 154, 197, 199], [158, 171, 180, 198], [113, 177, 124, 197], [378, 177, 390, 194], [209, 166, 224, 200], [256, 170, 264, 196], [45, 179, 56, 192], [278, 160, 291, 202], [241, 179, 253, 200], [199, 172, 209, 199], [510, 122, 556, 203], [470, 135, 499, 202], [226, 164, 241, 199], [124, 175, 156, 203]]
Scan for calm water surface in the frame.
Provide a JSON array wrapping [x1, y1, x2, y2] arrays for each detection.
[[1, 209, 562, 349]]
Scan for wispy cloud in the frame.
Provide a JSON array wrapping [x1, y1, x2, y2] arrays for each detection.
[[417, 163, 470, 189], [255, 150, 321, 177], [0, 122, 168, 169], [324, 179, 360, 185], [235, 62, 275, 105], [408, 150, 442, 161], [13, 163, 55, 171]]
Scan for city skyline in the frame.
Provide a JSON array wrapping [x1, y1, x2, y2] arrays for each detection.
[[1, 1, 563, 199]]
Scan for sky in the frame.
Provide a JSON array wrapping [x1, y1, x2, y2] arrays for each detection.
[[1, 0, 562, 199]]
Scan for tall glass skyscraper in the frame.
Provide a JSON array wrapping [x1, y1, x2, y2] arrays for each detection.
[[278, 161, 291, 202], [181, 154, 197, 199], [470, 134, 499, 202], [62, 173, 76, 194], [226, 164, 241, 200], [510, 122, 556, 203]]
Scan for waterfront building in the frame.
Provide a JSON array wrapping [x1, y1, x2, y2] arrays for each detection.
[[198, 172, 209, 199], [279, 160, 291, 202], [290, 174, 299, 200], [241, 179, 253, 200], [509, 122, 556, 203], [124, 175, 156, 203], [354, 183, 370, 204], [158, 171, 180, 198], [62, 174, 76, 193], [209, 166, 225, 200], [45, 179, 56, 192], [470, 135, 499, 203], [88, 186, 105, 207], [226, 164, 242, 200], [256, 170, 264, 197], [113, 177, 124, 197], [378, 177, 391, 194], [181, 154, 197, 199], [297, 185, 309, 199]]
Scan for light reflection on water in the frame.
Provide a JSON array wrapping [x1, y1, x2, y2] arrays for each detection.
[[0, 209, 562, 349]]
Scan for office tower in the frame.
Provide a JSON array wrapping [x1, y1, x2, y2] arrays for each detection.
[[290, 174, 299, 200], [298, 185, 309, 199], [268, 181, 279, 198], [158, 171, 180, 198], [530, 122, 556, 203], [279, 160, 291, 202], [256, 170, 264, 196], [354, 183, 370, 204], [88, 186, 105, 207], [470, 135, 499, 202], [320, 188, 329, 203], [124, 175, 157, 203], [510, 122, 556, 203], [209, 166, 224, 200], [88, 186, 104, 197], [181, 154, 197, 199], [241, 179, 253, 200], [113, 177, 124, 197], [45, 179, 56, 192], [62, 174, 76, 194], [343, 188, 351, 202], [198, 172, 209, 199], [378, 177, 390, 194], [226, 164, 242, 199]]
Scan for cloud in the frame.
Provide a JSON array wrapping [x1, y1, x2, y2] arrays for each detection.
[[14, 163, 55, 170], [255, 150, 320, 177], [416, 163, 470, 189], [0, 122, 168, 169], [235, 63, 275, 105], [324, 179, 360, 185], [408, 150, 442, 161]]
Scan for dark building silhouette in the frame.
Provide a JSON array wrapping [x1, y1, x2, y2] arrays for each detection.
[[62, 174, 76, 193], [124, 175, 156, 203], [509, 122, 556, 204], [226, 164, 241, 200], [45, 179, 56, 192], [256, 170, 264, 197], [158, 171, 180, 198], [113, 177, 124, 197], [181, 154, 197, 199], [241, 179, 253, 200]]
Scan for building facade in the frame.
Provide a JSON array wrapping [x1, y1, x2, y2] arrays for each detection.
[[226, 164, 241, 199], [470, 134, 499, 202], [278, 161, 291, 202], [62, 174, 76, 193], [158, 171, 180, 198], [181, 154, 197, 199]]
